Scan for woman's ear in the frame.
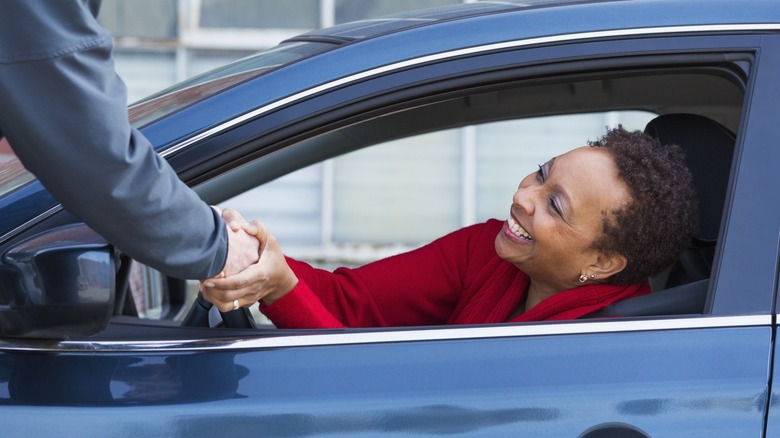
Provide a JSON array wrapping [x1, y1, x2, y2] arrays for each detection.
[[589, 253, 628, 281]]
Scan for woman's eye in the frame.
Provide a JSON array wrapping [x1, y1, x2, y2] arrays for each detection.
[[537, 164, 545, 182], [549, 197, 562, 216]]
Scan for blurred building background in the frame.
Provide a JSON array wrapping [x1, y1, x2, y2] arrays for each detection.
[[99, 0, 653, 269], [99, 0, 466, 103]]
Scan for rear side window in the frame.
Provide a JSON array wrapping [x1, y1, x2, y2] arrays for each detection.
[[129, 41, 335, 128], [0, 137, 35, 198]]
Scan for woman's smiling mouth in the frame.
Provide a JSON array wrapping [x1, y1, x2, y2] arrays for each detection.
[[507, 216, 533, 241]]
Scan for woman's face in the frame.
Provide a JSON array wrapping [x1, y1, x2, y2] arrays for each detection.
[[494, 146, 631, 293]]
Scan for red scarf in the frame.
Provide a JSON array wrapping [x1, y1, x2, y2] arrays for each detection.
[[453, 263, 650, 324], [512, 281, 650, 322]]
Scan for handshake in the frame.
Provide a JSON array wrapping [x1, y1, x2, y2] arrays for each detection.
[[199, 207, 298, 312]]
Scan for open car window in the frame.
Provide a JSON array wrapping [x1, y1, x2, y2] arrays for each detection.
[[117, 56, 746, 334], [123, 64, 743, 332], [124, 110, 659, 327], [222, 111, 658, 269]]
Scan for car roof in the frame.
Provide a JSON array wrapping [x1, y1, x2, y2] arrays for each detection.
[[142, 0, 780, 151]]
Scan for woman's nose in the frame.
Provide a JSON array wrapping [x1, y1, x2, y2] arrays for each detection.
[[513, 186, 536, 215]]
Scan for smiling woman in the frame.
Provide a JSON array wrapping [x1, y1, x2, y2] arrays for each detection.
[[202, 126, 698, 327], [496, 145, 633, 314]]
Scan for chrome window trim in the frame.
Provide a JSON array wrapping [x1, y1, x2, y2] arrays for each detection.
[[0, 204, 63, 243], [161, 23, 780, 158], [0, 314, 770, 353]]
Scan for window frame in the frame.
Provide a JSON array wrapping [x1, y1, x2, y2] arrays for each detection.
[[7, 31, 771, 347], [179, 44, 758, 314], [111, 34, 768, 339]]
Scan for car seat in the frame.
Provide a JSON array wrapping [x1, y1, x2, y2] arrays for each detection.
[[594, 113, 735, 317]]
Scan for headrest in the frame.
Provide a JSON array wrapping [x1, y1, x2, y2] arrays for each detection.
[[644, 114, 735, 243]]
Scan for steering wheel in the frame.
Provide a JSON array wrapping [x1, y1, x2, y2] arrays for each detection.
[[181, 291, 256, 329], [113, 256, 256, 328]]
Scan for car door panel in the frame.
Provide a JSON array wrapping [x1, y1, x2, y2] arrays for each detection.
[[0, 320, 770, 436]]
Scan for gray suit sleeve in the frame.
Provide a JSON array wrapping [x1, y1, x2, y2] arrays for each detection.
[[0, 0, 228, 279]]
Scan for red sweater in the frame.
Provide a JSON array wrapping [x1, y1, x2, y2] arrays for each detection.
[[260, 219, 649, 329]]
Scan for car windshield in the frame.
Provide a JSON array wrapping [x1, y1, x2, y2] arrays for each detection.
[[129, 41, 335, 128], [0, 137, 35, 198]]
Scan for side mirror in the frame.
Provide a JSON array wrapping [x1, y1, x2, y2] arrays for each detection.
[[0, 224, 115, 339]]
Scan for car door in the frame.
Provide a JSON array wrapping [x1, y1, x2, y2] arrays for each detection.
[[165, 31, 778, 436]]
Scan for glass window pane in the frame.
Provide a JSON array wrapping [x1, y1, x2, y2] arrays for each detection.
[[130, 43, 333, 127], [0, 137, 35, 198], [332, 130, 461, 245], [186, 49, 257, 78], [335, 0, 461, 23], [200, 0, 319, 29]]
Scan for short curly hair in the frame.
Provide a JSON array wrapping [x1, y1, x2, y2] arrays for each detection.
[[589, 126, 698, 285]]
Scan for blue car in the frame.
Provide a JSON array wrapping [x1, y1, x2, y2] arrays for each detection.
[[1, 0, 780, 436]]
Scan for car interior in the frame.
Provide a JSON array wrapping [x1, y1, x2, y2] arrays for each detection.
[[104, 60, 746, 337], [594, 113, 736, 317]]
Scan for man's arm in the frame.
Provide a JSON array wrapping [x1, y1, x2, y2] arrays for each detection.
[[0, 0, 249, 279]]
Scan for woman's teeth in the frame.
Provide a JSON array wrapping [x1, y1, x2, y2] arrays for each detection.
[[508, 217, 533, 240]]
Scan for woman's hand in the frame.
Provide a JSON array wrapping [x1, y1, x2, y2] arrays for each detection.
[[200, 210, 298, 312], [206, 206, 260, 277]]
